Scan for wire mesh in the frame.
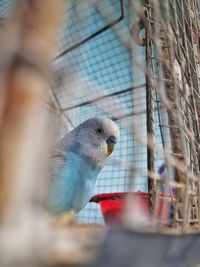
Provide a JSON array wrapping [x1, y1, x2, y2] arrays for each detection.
[[51, 0, 200, 229], [139, 0, 200, 229], [52, 0, 149, 224], [0, 0, 200, 231]]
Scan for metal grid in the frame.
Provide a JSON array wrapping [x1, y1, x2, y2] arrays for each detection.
[[51, 0, 149, 224], [50, 0, 200, 228], [0, 0, 200, 230], [137, 0, 200, 229]]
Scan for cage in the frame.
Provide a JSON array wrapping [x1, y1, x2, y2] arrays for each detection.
[[0, 0, 199, 227], [50, 0, 200, 230], [0, 0, 200, 266]]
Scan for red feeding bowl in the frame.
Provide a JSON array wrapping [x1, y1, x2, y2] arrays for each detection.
[[90, 192, 173, 225]]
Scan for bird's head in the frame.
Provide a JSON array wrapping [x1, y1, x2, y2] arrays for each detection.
[[73, 117, 119, 162]]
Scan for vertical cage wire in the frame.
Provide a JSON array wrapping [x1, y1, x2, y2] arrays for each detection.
[[139, 0, 200, 231]]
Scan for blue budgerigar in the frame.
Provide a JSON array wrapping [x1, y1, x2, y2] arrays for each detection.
[[46, 117, 119, 215]]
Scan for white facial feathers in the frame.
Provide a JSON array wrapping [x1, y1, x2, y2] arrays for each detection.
[[74, 117, 119, 144], [59, 117, 119, 165]]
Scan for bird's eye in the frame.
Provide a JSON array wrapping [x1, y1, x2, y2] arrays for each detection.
[[95, 128, 103, 135]]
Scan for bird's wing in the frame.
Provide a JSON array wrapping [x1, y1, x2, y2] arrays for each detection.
[[48, 150, 67, 180], [46, 150, 73, 213]]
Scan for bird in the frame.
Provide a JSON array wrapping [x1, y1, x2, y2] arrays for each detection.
[[46, 117, 119, 215]]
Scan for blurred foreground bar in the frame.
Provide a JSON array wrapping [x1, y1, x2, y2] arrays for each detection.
[[0, 0, 64, 266], [0, 0, 64, 223]]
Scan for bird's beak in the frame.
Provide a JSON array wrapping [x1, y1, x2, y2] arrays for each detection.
[[106, 136, 117, 155]]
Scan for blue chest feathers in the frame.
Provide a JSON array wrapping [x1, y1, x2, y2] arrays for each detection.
[[47, 151, 101, 214]]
